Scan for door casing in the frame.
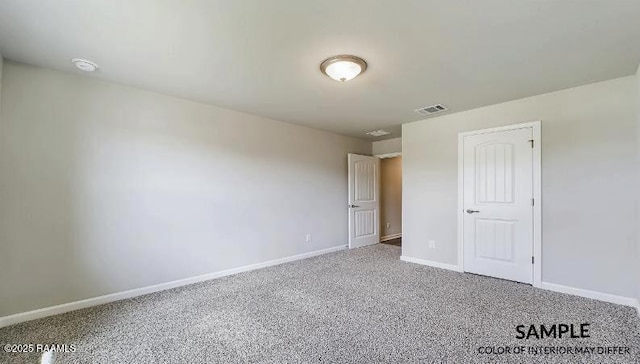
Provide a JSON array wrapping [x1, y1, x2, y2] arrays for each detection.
[[457, 121, 542, 287]]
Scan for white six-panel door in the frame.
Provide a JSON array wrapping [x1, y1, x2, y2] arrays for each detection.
[[348, 154, 380, 249], [462, 127, 534, 283]]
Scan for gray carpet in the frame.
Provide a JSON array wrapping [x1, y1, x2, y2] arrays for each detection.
[[1, 244, 639, 363]]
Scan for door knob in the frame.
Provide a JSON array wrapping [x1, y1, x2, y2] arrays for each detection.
[[349, 204, 361, 208], [466, 209, 480, 214]]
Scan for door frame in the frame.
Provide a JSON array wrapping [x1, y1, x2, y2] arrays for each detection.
[[456, 121, 542, 287], [374, 152, 402, 243], [375, 152, 402, 159]]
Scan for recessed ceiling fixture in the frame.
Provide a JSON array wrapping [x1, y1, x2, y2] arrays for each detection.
[[72, 58, 99, 72], [320, 55, 367, 82], [366, 129, 390, 137]]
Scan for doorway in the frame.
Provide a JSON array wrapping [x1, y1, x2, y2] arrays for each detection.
[[380, 156, 402, 246], [458, 122, 541, 285], [347, 152, 403, 249]]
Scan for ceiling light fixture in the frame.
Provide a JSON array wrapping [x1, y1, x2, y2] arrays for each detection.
[[72, 58, 99, 72], [320, 55, 367, 82]]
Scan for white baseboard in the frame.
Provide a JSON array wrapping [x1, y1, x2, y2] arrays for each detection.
[[538, 282, 638, 308], [380, 233, 402, 242], [400, 255, 463, 272], [0, 245, 347, 328], [400, 256, 640, 313]]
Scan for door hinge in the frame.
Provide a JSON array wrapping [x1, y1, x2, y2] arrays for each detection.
[[528, 139, 534, 148], [532, 256, 535, 264], [531, 198, 535, 206]]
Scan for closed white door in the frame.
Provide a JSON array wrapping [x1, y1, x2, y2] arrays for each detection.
[[348, 154, 380, 249], [462, 127, 533, 283]]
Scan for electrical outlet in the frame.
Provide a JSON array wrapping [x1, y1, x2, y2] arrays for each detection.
[[386, 222, 391, 229], [428, 240, 436, 249], [305, 233, 312, 242]]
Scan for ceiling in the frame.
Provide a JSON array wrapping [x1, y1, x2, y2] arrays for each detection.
[[1, 1, 639, 140]]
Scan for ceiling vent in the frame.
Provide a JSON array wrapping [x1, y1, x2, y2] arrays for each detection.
[[366, 129, 391, 137], [415, 104, 448, 116]]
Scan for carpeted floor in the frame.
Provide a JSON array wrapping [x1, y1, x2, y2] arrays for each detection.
[[1, 244, 639, 363]]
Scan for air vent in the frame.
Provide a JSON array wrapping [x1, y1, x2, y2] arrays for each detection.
[[366, 129, 391, 137], [415, 104, 448, 116]]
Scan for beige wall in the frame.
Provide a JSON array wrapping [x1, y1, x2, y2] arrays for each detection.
[[0, 52, 3, 126], [380, 157, 402, 238], [0, 62, 371, 316], [372, 137, 401, 156], [403, 76, 637, 297]]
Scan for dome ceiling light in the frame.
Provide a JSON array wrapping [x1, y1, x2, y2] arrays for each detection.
[[320, 55, 367, 82]]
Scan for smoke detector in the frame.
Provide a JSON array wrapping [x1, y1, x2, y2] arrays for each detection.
[[415, 104, 448, 116], [366, 130, 391, 137], [72, 58, 99, 72]]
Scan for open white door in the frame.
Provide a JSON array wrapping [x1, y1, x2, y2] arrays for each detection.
[[462, 126, 534, 284], [348, 154, 380, 249]]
